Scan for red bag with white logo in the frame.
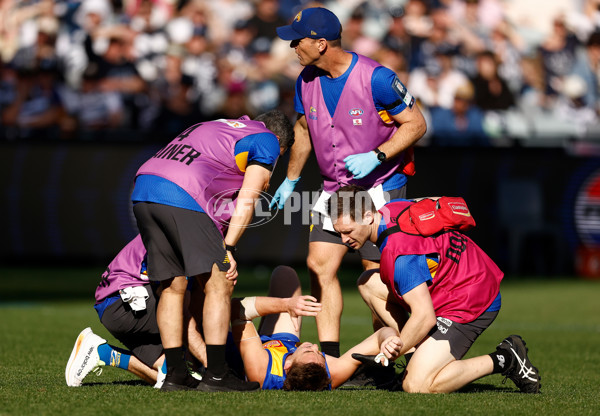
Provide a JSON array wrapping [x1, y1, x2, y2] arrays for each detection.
[[401, 197, 476, 236]]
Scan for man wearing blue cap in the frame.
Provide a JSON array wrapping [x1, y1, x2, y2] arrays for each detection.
[[271, 7, 427, 361]]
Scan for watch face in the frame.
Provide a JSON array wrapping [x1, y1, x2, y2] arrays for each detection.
[[377, 152, 386, 162]]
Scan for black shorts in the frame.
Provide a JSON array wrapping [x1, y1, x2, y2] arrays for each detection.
[[309, 186, 406, 261], [100, 284, 163, 368], [429, 310, 499, 359], [133, 202, 229, 282]]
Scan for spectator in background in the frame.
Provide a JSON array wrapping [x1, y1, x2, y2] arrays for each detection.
[[181, 25, 219, 118], [371, 43, 410, 86], [1, 62, 64, 140], [11, 14, 60, 73], [487, 20, 526, 94], [61, 63, 124, 140], [341, 4, 381, 58], [150, 44, 199, 137], [538, 15, 580, 99], [381, 6, 413, 75], [430, 81, 489, 147], [219, 20, 255, 83], [0, 62, 18, 140], [203, 0, 254, 46], [247, 0, 288, 45], [128, 0, 171, 84], [471, 50, 515, 111], [246, 39, 281, 115], [553, 74, 598, 137], [408, 47, 469, 110], [571, 30, 600, 115], [517, 55, 547, 113], [87, 29, 148, 131]]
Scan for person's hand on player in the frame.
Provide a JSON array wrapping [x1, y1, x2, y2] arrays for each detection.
[[269, 177, 300, 209], [286, 295, 321, 332], [344, 151, 380, 179], [380, 336, 403, 361], [225, 251, 238, 284]]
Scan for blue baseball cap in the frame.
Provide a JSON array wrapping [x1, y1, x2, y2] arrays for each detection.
[[276, 7, 341, 41]]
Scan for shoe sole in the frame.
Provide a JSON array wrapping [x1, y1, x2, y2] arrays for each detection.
[[160, 381, 199, 391], [65, 328, 93, 387], [65, 328, 106, 387]]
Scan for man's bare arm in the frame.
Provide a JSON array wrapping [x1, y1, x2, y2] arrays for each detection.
[[287, 115, 312, 180]]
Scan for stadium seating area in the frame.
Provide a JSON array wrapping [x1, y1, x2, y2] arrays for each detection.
[[2, 0, 600, 152]]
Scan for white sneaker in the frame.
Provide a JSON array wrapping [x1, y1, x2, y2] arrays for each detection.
[[65, 327, 107, 387]]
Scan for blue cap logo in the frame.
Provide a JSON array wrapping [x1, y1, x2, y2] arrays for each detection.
[[276, 7, 341, 41]]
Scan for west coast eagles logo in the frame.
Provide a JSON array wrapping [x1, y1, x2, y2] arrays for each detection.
[[309, 106, 318, 120], [294, 11, 302, 22]]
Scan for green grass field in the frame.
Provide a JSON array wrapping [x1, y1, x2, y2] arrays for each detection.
[[1, 266, 599, 416]]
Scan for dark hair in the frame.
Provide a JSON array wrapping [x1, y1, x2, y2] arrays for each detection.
[[328, 38, 342, 48], [283, 362, 331, 391], [254, 110, 295, 149], [327, 184, 375, 222]]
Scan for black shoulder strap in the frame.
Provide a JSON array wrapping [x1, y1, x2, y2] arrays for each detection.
[[376, 224, 400, 248], [376, 206, 409, 248]]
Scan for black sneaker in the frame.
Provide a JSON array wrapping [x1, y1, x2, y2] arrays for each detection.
[[496, 335, 541, 394], [197, 370, 260, 392], [161, 372, 201, 391], [338, 360, 397, 390]]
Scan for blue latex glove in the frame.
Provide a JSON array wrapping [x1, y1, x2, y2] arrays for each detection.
[[344, 151, 381, 179], [269, 176, 300, 209]]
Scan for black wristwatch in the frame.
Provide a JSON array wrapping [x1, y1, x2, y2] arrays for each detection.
[[374, 148, 386, 163], [225, 244, 237, 253]]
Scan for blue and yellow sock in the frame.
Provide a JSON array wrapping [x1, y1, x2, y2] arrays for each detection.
[[97, 343, 131, 370]]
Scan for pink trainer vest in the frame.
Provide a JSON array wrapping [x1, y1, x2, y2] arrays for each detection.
[[300, 54, 404, 192], [95, 234, 147, 303], [378, 201, 503, 323], [135, 117, 278, 235]]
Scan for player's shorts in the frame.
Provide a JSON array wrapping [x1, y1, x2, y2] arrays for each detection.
[[309, 186, 406, 261], [133, 202, 229, 281], [429, 310, 499, 359], [99, 284, 163, 368]]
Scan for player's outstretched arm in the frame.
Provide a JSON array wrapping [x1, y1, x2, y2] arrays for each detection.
[[232, 295, 321, 332]]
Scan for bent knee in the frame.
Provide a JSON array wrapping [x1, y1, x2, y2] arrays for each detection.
[[402, 374, 438, 394], [357, 270, 382, 297]]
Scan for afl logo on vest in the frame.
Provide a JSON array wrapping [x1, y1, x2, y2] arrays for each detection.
[[574, 168, 600, 278]]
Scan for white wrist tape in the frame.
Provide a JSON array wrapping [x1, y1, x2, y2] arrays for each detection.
[[239, 296, 259, 321], [375, 353, 389, 367]]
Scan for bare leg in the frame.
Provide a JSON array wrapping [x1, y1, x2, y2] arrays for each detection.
[[357, 270, 409, 332], [201, 263, 234, 345], [258, 265, 303, 337], [126, 355, 159, 384], [185, 282, 207, 366], [308, 241, 347, 343], [157, 276, 188, 348], [403, 337, 494, 393]]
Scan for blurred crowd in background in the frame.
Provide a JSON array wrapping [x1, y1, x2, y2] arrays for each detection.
[[2, 0, 600, 148]]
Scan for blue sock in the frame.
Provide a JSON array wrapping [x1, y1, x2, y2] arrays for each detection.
[[161, 360, 167, 374], [97, 343, 131, 370]]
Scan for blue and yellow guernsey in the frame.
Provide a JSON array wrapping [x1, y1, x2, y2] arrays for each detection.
[[260, 333, 332, 390]]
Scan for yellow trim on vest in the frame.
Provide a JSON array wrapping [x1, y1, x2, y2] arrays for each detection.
[[378, 109, 394, 124], [427, 257, 439, 279], [235, 151, 249, 172]]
